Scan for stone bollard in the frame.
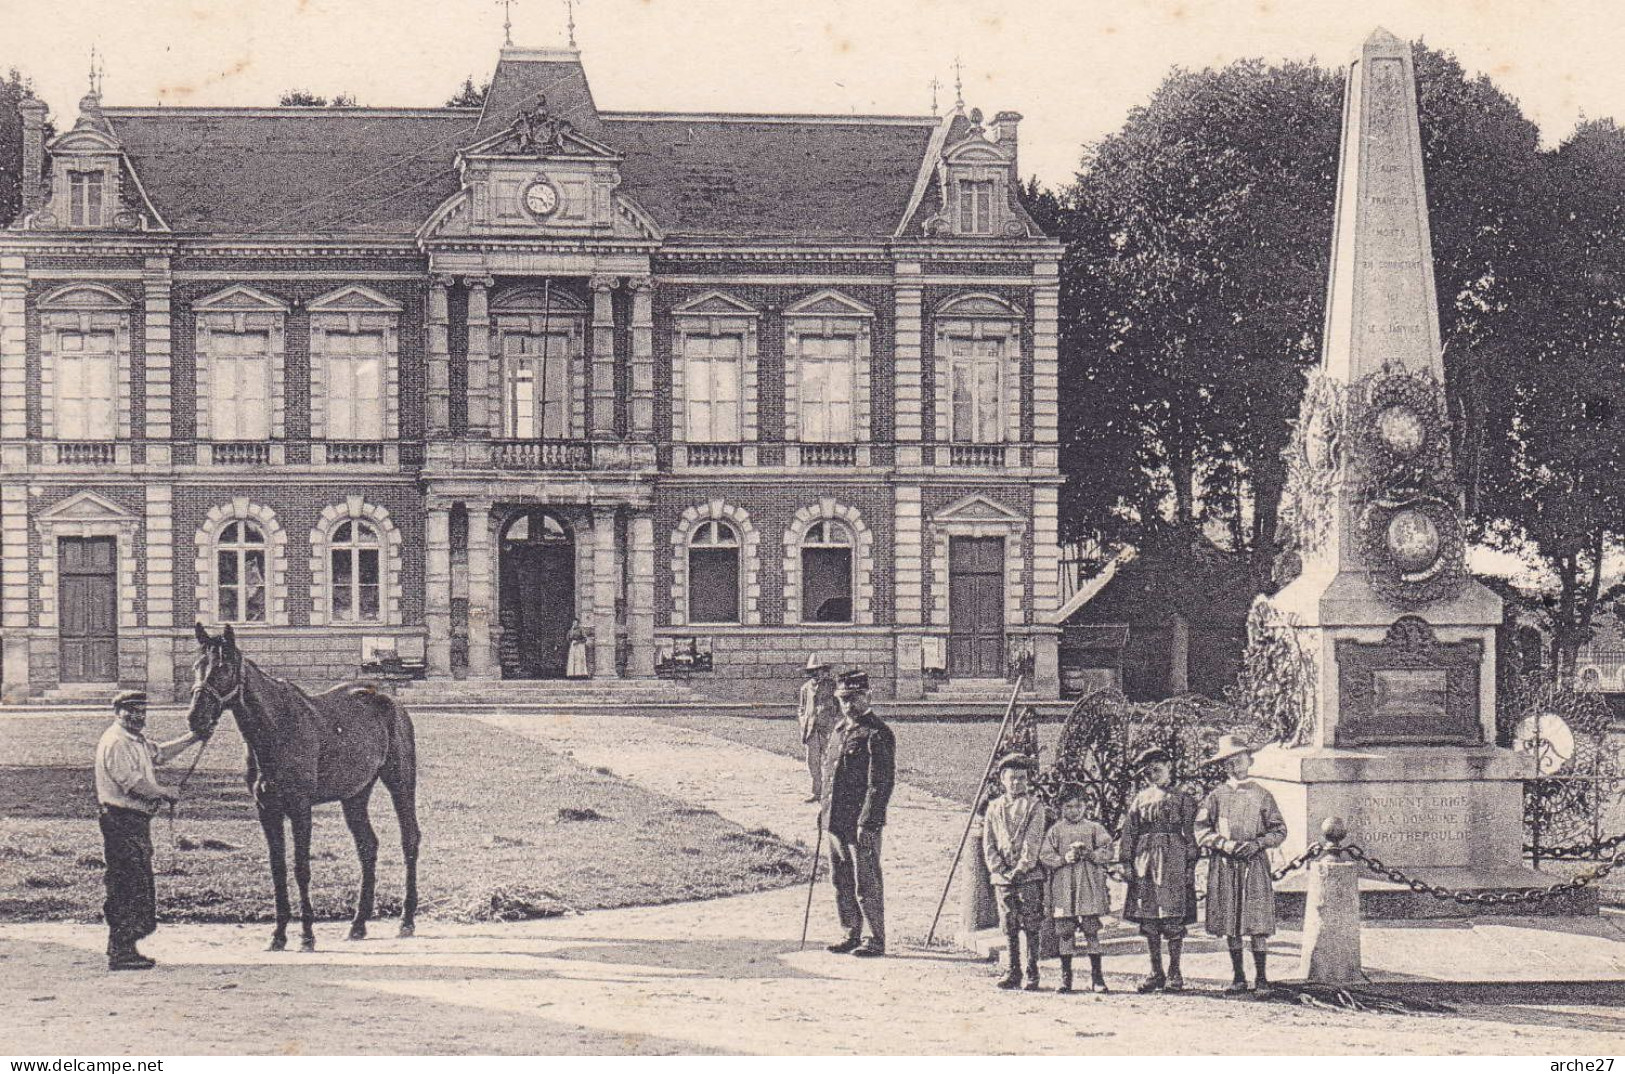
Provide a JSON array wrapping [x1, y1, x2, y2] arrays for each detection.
[[1298, 816, 1367, 987], [958, 818, 1000, 946]]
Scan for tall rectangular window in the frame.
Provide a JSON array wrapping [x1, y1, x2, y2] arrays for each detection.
[[684, 333, 742, 442], [210, 329, 272, 441], [798, 333, 856, 442], [949, 335, 1002, 443], [324, 330, 386, 440], [959, 180, 994, 234], [502, 330, 571, 439], [55, 329, 118, 440], [69, 171, 105, 227]]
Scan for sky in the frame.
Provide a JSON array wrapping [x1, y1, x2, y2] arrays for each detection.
[[5, 0, 1625, 188]]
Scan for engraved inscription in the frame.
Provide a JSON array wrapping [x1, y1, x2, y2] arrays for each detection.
[[1345, 793, 1471, 853]]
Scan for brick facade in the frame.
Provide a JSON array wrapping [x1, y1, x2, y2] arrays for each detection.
[[0, 45, 1064, 703]]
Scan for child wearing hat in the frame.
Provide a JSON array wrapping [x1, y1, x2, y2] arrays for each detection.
[[981, 752, 1049, 990], [1118, 746, 1200, 993], [1039, 785, 1113, 993], [1195, 733, 1287, 995]]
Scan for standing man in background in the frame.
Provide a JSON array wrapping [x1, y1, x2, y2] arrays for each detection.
[[95, 690, 209, 970], [819, 669, 895, 958], [798, 656, 840, 803]]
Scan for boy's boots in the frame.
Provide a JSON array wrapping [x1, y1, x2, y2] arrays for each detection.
[[1089, 953, 1108, 993], [1226, 946, 1249, 994], [1164, 938, 1184, 992], [1136, 936, 1166, 993], [1058, 955, 1074, 994], [1252, 949, 1272, 996], [997, 927, 1023, 989], [1022, 930, 1040, 991]]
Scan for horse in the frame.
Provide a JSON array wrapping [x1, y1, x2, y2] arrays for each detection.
[[186, 622, 421, 951]]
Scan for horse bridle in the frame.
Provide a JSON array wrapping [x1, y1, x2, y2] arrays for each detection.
[[192, 648, 245, 728]]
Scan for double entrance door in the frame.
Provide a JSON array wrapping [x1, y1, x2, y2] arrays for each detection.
[[498, 509, 576, 679], [948, 536, 1005, 678], [59, 536, 118, 683]]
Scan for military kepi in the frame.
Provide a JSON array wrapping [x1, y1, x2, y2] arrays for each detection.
[[835, 669, 869, 693]]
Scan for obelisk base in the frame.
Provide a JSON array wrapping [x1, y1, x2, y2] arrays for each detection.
[[1254, 746, 1596, 918]]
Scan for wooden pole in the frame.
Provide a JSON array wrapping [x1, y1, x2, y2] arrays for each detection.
[[924, 676, 1025, 946]]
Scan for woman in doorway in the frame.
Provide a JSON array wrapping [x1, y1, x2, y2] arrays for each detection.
[[565, 620, 590, 679]]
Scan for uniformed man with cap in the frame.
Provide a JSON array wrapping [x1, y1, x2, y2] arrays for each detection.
[[94, 689, 208, 970], [797, 655, 840, 802], [818, 668, 895, 957]]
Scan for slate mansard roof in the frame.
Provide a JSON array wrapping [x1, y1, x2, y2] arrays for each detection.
[[103, 107, 940, 240]]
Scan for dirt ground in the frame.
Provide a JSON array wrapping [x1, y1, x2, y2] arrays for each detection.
[[3, 710, 1625, 1056]]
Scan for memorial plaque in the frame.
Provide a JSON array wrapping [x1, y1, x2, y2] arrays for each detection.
[[1334, 616, 1482, 746]]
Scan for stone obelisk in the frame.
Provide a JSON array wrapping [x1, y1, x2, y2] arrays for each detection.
[[1252, 29, 1577, 915]]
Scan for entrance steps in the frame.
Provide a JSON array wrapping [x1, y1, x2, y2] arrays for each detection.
[[37, 682, 122, 705], [928, 677, 1022, 700], [392, 677, 708, 712]]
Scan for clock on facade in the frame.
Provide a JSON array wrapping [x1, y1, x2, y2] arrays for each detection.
[[523, 179, 558, 217]]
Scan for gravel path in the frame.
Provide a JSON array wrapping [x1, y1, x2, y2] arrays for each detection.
[[3, 711, 1624, 1055]]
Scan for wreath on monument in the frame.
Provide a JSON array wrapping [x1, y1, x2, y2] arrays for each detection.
[[1234, 596, 1319, 748], [1357, 489, 1468, 607], [1346, 368, 1454, 501], [1277, 372, 1347, 559]]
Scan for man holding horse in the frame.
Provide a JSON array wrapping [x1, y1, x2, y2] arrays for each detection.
[[94, 689, 209, 971]]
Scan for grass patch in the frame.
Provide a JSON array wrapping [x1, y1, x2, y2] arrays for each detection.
[[0, 711, 807, 924]]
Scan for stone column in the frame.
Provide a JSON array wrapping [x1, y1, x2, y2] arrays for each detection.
[[426, 277, 453, 437], [143, 485, 175, 702], [592, 506, 620, 679], [1031, 263, 1060, 462], [142, 258, 173, 461], [893, 262, 924, 466], [590, 275, 618, 439], [0, 256, 27, 464], [628, 277, 656, 438], [893, 485, 925, 700], [425, 505, 453, 677], [464, 277, 494, 438], [465, 501, 495, 678], [628, 511, 656, 678], [1, 484, 29, 701]]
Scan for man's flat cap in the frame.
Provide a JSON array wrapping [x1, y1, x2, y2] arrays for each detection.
[[112, 690, 148, 710]]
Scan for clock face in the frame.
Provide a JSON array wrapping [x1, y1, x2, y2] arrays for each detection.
[[523, 181, 558, 216]]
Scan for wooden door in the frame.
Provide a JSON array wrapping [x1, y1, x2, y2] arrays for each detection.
[[499, 516, 576, 679], [949, 536, 1005, 678], [59, 536, 118, 682]]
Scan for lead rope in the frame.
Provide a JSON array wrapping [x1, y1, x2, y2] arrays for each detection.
[[164, 730, 214, 875]]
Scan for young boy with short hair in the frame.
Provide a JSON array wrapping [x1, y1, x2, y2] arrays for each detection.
[[1039, 786, 1113, 993], [981, 753, 1049, 991], [1118, 746, 1200, 993]]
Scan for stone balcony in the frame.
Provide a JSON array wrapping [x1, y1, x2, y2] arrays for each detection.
[[425, 438, 658, 474]]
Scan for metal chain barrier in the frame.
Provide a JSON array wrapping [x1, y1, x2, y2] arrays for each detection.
[[1524, 831, 1625, 861], [1338, 841, 1623, 906]]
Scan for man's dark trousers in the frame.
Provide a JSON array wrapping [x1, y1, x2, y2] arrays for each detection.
[[99, 805, 156, 953], [828, 830, 884, 944]]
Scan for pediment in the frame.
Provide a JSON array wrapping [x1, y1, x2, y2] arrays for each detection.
[[784, 290, 874, 319], [50, 127, 120, 154], [40, 490, 136, 523], [936, 292, 1023, 319], [38, 283, 131, 310], [194, 284, 288, 313], [307, 284, 402, 314], [672, 291, 758, 318], [461, 117, 623, 162], [933, 493, 1024, 524], [943, 138, 1012, 164]]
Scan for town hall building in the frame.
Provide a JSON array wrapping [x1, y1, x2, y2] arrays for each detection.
[[0, 41, 1064, 703]]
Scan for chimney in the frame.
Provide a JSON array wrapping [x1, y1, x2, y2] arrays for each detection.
[[993, 110, 1022, 177], [19, 95, 48, 214]]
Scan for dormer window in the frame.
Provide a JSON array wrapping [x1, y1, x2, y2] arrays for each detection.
[[959, 180, 995, 235], [69, 171, 105, 227]]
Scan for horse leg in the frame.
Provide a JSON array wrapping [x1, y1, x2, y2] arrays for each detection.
[[341, 787, 379, 941], [257, 804, 291, 952], [286, 802, 318, 952], [382, 773, 420, 939]]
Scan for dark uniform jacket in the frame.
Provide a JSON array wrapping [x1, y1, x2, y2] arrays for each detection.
[[819, 711, 896, 840]]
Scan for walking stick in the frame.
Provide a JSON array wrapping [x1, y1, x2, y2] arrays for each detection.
[[800, 815, 825, 951], [924, 676, 1025, 946]]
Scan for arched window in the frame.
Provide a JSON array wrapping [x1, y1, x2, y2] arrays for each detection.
[[217, 520, 268, 623], [801, 520, 854, 623], [688, 519, 741, 624], [329, 520, 383, 622]]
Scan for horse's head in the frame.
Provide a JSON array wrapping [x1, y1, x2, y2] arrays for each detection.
[[188, 622, 243, 738]]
